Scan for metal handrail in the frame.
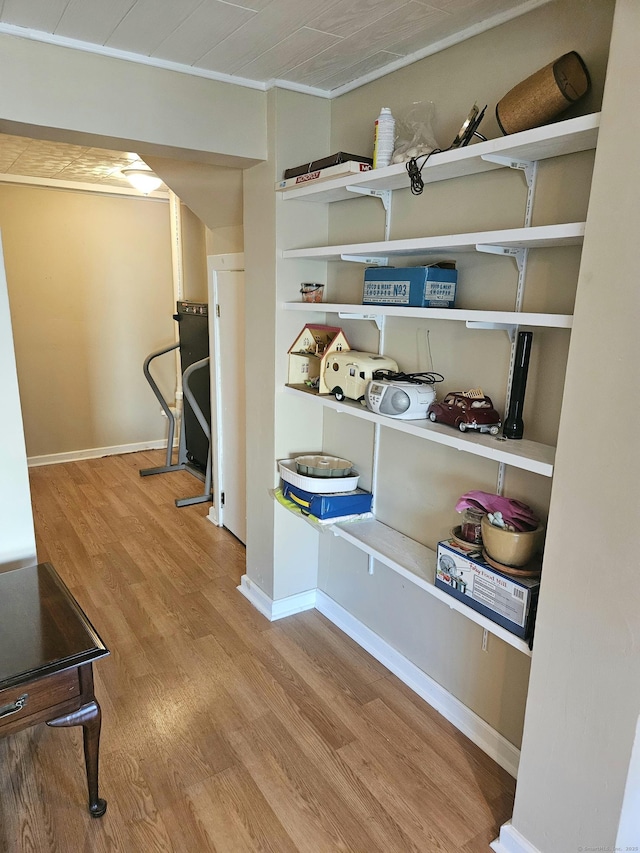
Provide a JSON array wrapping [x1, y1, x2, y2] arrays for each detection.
[[179, 357, 212, 505], [141, 346, 213, 507], [143, 342, 179, 468]]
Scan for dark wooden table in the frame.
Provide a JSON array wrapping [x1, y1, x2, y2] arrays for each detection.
[[0, 562, 109, 816]]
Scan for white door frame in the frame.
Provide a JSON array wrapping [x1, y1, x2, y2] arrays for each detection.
[[206, 253, 244, 532]]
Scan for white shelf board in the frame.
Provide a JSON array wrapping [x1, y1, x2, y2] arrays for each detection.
[[283, 301, 573, 329], [283, 222, 585, 262], [284, 385, 555, 477], [279, 113, 600, 204], [332, 518, 532, 656]]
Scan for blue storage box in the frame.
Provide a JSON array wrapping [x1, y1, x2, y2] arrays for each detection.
[[435, 539, 539, 640], [282, 481, 373, 520], [363, 265, 457, 308]]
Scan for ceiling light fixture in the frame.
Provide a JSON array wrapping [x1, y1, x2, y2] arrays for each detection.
[[121, 164, 163, 194]]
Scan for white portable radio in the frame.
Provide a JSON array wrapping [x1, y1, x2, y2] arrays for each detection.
[[365, 379, 436, 419]]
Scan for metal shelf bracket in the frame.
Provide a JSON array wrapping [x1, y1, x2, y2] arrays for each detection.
[[339, 312, 384, 331], [481, 155, 538, 226], [341, 254, 389, 266], [476, 244, 529, 313], [346, 186, 393, 240], [476, 244, 526, 273], [465, 320, 517, 343], [481, 154, 537, 188]]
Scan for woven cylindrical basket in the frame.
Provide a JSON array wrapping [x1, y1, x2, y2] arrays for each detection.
[[496, 52, 590, 135]]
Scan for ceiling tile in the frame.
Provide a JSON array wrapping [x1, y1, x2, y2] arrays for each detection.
[[316, 50, 404, 91], [0, 136, 32, 166], [285, 1, 449, 85], [349, 1, 451, 56], [1, 0, 69, 32], [0, 133, 151, 189], [55, 0, 138, 45], [84, 148, 138, 162], [196, 0, 343, 74], [236, 27, 341, 81], [307, 0, 407, 39], [423, 0, 496, 11], [221, 0, 276, 11], [152, 0, 256, 65], [23, 141, 90, 160], [106, 0, 204, 56]]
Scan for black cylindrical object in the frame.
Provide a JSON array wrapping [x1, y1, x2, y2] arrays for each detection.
[[175, 301, 211, 470], [503, 331, 533, 440]]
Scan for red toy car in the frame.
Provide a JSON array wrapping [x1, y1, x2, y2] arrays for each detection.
[[427, 392, 501, 435]]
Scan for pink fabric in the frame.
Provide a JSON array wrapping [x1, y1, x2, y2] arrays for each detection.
[[455, 490, 539, 532]]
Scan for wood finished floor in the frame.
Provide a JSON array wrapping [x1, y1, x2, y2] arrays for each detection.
[[0, 450, 515, 852]]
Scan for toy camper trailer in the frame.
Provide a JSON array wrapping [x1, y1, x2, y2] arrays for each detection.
[[323, 351, 399, 402]]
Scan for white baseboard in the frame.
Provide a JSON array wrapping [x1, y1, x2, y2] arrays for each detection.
[[207, 506, 221, 527], [237, 575, 317, 621], [27, 439, 168, 468], [315, 590, 521, 779], [490, 822, 541, 853]]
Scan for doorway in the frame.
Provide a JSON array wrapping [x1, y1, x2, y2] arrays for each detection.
[[208, 253, 246, 544]]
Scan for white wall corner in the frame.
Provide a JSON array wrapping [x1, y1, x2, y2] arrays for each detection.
[[490, 822, 542, 853], [315, 590, 521, 778], [237, 574, 317, 621]]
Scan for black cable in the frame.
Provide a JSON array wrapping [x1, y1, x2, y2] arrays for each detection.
[[406, 105, 488, 195], [406, 148, 444, 196], [372, 370, 445, 385]]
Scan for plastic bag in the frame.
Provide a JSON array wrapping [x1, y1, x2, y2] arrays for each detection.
[[392, 101, 439, 165]]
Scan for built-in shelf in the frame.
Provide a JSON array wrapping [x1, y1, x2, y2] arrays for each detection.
[[284, 301, 573, 329], [284, 384, 555, 477], [279, 113, 600, 204], [283, 222, 585, 262], [332, 518, 532, 656], [275, 112, 592, 667], [272, 485, 532, 655]]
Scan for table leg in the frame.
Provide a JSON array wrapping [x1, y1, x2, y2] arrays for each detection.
[[47, 665, 107, 817]]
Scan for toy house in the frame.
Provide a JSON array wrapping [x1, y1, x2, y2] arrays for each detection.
[[287, 324, 350, 394]]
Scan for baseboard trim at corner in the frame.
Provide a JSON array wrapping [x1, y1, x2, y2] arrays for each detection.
[[315, 589, 521, 779], [490, 822, 542, 853], [237, 575, 317, 621], [27, 439, 168, 467]]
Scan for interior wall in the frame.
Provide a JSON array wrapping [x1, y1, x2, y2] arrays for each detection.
[[314, 0, 615, 750], [511, 0, 640, 848], [0, 233, 36, 570], [243, 88, 330, 600], [205, 225, 244, 256], [143, 155, 245, 265], [144, 156, 244, 237], [180, 203, 208, 303], [0, 33, 266, 169], [0, 184, 175, 459]]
